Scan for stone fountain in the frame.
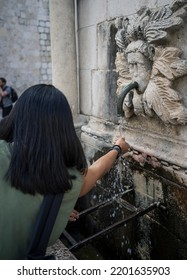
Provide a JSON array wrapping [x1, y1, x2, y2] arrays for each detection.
[[75, 0, 187, 260]]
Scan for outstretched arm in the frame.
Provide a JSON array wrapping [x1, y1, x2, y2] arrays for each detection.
[[79, 137, 130, 197]]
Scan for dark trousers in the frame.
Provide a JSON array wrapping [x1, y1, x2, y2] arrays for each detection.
[[2, 105, 13, 118]]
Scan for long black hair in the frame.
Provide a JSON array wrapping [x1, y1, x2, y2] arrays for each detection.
[[0, 84, 87, 195]]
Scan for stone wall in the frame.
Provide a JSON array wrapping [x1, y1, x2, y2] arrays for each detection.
[[0, 0, 51, 95], [78, 0, 187, 259]]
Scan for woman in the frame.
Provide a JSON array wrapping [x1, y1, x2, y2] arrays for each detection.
[[0, 84, 130, 259]]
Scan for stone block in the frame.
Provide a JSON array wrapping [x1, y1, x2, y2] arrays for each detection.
[[91, 69, 117, 120], [97, 21, 114, 70], [79, 25, 97, 70], [78, 0, 107, 28], [79, 69, 92, 115], [107, 0, 171, 18]]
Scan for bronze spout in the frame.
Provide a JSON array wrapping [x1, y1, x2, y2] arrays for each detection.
[[117, 82, 139, 116]]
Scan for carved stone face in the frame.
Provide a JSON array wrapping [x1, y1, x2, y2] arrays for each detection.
[[125, 40, 152, 93], [114, 1, 187, 125], [127, 51, 152, 93]]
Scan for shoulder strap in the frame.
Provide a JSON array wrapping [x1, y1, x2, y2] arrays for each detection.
[[3, 85, 8, 92], [3, 85, 11, 97], [27, 193, 64, 260]]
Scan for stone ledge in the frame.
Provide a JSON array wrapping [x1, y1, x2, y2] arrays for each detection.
[[46, 239, 76, 260]]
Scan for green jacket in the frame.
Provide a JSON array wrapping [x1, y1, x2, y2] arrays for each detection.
[[0, 140, 83, 259]]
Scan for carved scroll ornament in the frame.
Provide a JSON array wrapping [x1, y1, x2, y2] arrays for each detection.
[[115, 0, 187, 124]]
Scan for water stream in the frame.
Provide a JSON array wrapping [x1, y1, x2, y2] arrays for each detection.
[[60, 117, 137, 259]]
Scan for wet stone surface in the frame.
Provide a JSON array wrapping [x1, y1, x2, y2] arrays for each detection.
[[46, 239, 76, 260]]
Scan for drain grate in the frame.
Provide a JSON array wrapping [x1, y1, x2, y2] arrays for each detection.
[[61, 190, 166, 252]]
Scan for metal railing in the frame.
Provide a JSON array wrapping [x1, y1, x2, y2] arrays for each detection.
[[61, 189, 166, 252]]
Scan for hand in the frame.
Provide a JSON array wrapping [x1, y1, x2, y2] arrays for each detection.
[[69, 209, 79, 222], [114, 137, 130, 154]]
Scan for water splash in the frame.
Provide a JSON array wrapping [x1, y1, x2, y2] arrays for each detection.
[[114, 116, 125, 139], [127, 248, 132, 255]]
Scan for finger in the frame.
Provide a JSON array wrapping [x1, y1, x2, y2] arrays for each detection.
[[69, 210, 79, 222]]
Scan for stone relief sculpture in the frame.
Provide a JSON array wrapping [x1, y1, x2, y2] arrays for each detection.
[[115, 0, 187, 124]]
